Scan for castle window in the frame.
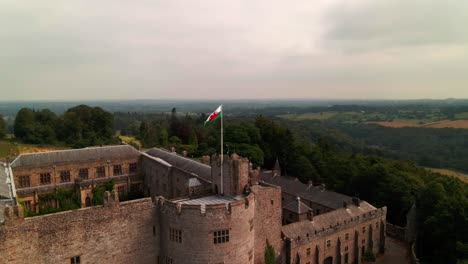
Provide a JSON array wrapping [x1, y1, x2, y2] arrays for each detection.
[[70, 256, 80, 264], [362, 239, 365, 245], [18, 175, 30, 188], [60, 170, 71, 182], [362, 226, 366, 233], [118, 186, 126, 200], [129, 162, 138, 173], [326, 240, 331, 248], [345, 233, 349, 240], [96, 166, 105, 177], [79, 168, 88, 179], [345, 253, 349, 264], [169, 228, 182, 243], [345, 246, 349, 252], [113, 164, 122, 176], [40, 173, 51, 185], [306, 247, 311, 256], [214, 229, 229, 244], [23, 200, 33, 212], [271, 199, 274, 205], [376, 222, 379, 229]]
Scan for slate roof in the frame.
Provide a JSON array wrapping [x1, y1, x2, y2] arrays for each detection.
[[284, 198, 312, 214], [282, 201, 377, 239], [259, 171, 353, 209], [146, 148, 211, 181], [10, 145, 140, 168], [172, 194, 245, 205]]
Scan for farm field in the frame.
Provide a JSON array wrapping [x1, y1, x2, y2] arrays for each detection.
[[370, 120, 468, 128], [278, 112, 338, 120], [427, 167, 468, 183]]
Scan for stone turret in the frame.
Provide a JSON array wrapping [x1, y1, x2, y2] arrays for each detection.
[[273, 158, 281, 177], [211, 153, 250, 196]]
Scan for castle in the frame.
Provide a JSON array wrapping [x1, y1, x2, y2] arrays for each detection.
[[0, 145, 386, 264]]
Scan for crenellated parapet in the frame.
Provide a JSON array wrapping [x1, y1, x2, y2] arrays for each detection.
[[283, 205, 387, 248], [154, 192, 256, 264]]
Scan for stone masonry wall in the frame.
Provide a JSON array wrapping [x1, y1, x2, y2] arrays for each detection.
[[13, 156, 140, 188], [0, 197, 158, 264], [252, 184, 283, 264], [287, 207, 387, 264], [155, 193, 256, 264]]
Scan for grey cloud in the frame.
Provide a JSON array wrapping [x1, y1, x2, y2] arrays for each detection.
[[323, 0, 468, 52]]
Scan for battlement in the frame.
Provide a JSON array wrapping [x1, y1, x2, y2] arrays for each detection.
[[282, 204, 387, 247], [154, 192, 254, 216]]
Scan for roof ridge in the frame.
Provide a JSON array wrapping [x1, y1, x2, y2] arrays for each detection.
[[16, 144, 132, 157]]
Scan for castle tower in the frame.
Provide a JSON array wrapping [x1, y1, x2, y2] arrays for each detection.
[[211, 153, 250, 196], [273, 158, 281, 177]]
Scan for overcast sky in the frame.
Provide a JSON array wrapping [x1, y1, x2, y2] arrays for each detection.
[[1, 0, 467, 100]]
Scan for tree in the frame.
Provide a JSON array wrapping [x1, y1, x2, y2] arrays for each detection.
[[189, 129, 198, 148], [57, 105, 114, 146], [14, 108, 34, 139], [0, 114, 6, 139], [264, 240, 275, 264]]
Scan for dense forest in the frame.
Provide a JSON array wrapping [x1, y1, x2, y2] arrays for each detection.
[[12, 105, 118, 147], [1, 104, 467, 263]]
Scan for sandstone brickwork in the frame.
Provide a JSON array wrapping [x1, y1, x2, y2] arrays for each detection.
[[0, 197, 158, 264]]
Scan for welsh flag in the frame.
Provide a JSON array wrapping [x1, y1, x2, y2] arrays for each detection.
[[204, 105, 222, 126]]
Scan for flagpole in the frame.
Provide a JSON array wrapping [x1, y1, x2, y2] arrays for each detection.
[[220, 105, 224, 195]]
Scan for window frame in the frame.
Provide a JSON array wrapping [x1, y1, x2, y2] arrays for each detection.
[[129, 162, 138, 173], [40, 172, 51, 185], [113, 164, 123, 176], [96, 166, 106, 178], [213, 229, 230, 244], [70, 255, 80, 264], [18, 175, 30, 188], [169, 227, 182, 243], [78, 168, 89, 179], [60, 170, 71, 183]]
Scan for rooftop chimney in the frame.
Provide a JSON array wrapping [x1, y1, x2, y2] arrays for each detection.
[[352, 197, 360, 207], [297, 196, 301, 213]]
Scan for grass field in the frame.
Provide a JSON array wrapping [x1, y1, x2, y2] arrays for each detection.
[[370, 120, 468, 129], [455, 112, 468, 119], [427, 167, 468, 183], [0, 140, 70, 158]]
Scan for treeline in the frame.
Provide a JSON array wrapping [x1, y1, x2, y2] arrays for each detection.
[[333, 123, 468, 172], [13, 105, 117, 147], [0, 114, 6, 139]]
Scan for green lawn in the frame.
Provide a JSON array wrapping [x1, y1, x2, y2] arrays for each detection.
[[0, 139, 71, 158], [455, 112, 468, 119], [0, 140, 17, 157]]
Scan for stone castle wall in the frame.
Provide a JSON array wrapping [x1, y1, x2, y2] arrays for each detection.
[[142, 154, 211, 199], [287, 207, 387, 264], [155, 192, 256, 264], [251, 184, 283, 264], [0, 197, 158, 264]]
